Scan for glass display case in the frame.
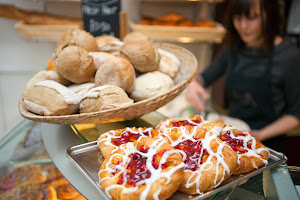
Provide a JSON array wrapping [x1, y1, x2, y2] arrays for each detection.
[[0, 112, 299, 199]]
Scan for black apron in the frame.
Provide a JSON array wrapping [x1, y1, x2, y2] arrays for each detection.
[[225, 47, 285, 152]]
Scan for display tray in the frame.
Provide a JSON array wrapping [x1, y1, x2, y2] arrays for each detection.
[[66, 141, 287, 200]]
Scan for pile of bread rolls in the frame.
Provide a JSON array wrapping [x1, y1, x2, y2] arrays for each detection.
[[22, 29, 181, 116]]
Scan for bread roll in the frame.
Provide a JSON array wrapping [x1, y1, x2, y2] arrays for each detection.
[[24, 80, 80, 116], [123, 31, 152, 43], [23, 70, 71, 96], [80, 85, 134, 113], [95, 56, 135, 93], [53, 45, 95, 84], [120, 40, 160, 73], [130, 71, 175, 101], [95, 35, 124, 55], [57, 29, 98, 52], [68, 82, 95, 101], [88, 52, 115, 70]]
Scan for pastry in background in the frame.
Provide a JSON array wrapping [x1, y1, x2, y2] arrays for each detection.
[[24, 80, 80, 116], [57, 29, 98, 52], [95, 35, 124, 55], [80, 85, 134, 113], [120, 40, 160, 73], [138, 16, 154, 25], [158, 13, 185, 24], [88, 52, 115, 70], [194, 20, 216, 27], [94, 56, 135, 93], [53, 45, 95, 84], [130, 71, 175, 101], [123, 31, 152, 43], [23, 69, 72, 96], [178, 19, 194, 27]]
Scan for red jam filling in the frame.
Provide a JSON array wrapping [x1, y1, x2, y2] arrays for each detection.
[[115, 146, 167, 186], [172, 119, 201, 127], [219, 131, 252, 154], [174, 139, 208, 171], [112, 130, 150, 146]]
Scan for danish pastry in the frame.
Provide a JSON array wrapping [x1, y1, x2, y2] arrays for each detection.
[[99, 137, 185, 200], [80, 85, 134, 113], [218, 127, 269, 174], [23, 80, 80, 116], [97, 127, 158, 158], [155, 117, 238, 194], [57, 28, 98, 52]]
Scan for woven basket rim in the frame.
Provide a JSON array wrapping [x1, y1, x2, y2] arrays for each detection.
[[19, 42, 198, 124]]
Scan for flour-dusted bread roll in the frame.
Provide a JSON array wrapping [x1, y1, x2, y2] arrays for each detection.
[[130, 71, 175, 101], [68, 82, 95, 101], [57, 28, 98, 52], [88, 52, 115, 70], [80, 85, 134, 113], [95, 35, 124, 55], [53, 45, 95, 84], [23, 70, 72, 96], [95, 56, 135, 93], [120, 40, 160, 73], [157, 48, 180, 79], [123, 31, 152, 43], [23, 80, 80, 116]]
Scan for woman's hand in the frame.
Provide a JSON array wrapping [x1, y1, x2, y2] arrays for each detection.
[[249, 130, 265, 141], [185, 79, 209, 111]]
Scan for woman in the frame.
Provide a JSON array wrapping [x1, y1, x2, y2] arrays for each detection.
[[186, 0, 300, 152]]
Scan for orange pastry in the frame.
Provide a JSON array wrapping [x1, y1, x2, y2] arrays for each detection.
[[99, 137, 185, 200], [218, 127, 269, 174], [97, 127, 159, 158]]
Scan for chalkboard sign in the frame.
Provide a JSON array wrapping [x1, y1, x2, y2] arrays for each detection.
[[81, 0, 121, 38]]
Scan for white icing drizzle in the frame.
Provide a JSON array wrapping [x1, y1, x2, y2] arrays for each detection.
[[221, 126, 270, 166], [155, 117, 231, 194], [99, 137, 185, 200], [35, 80, 80, 105]]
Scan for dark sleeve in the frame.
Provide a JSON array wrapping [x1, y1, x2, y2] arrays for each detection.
[[200, 48, 231, 87], [284, 49, 300, 121]]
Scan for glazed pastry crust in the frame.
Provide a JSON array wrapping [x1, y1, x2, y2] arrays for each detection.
[[99, 137, 184, 200], [156, 125, 238, 194], [219, 128, 269, 174], [97, 127, 158, 159]]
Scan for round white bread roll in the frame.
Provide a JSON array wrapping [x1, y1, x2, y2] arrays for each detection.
[[53, 45, 95, 84], [130, 71, 175, 101], [88, 52, 115, 70], [95, 56, 135, 93], [80, 85, 134, 113], [68, 82, 96, 101], [123, 31, 152, 43], [57, 28, 98, 52], [95, 35, 124, 55], [120, 40, 160, 73], [23, 70, 72, 96], [23, 80, 80, 116]]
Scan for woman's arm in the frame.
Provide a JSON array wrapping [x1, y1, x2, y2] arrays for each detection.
[[250, 115, 300, 141]]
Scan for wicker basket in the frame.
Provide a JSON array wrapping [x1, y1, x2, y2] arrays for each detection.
[[19, 42, 197, 124], [14, 21, 81, 41], [128, 20, 226, 43]]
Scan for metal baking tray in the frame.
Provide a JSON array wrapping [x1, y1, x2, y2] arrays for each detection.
[[66, 141, 287, 200]]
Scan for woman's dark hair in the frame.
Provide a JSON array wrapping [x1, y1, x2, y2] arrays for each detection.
[[223, 0, 284, 51]]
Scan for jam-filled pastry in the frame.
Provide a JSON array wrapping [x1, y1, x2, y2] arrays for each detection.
[[218, 127, 269, 174], [155, 122, 238, 195], [99, 137, 185, 200], [97, 127, 159, 159]]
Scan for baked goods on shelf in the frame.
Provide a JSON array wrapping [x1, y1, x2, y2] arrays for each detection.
[[99, 137, 185, 200], [218, 126, 270, 174]]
